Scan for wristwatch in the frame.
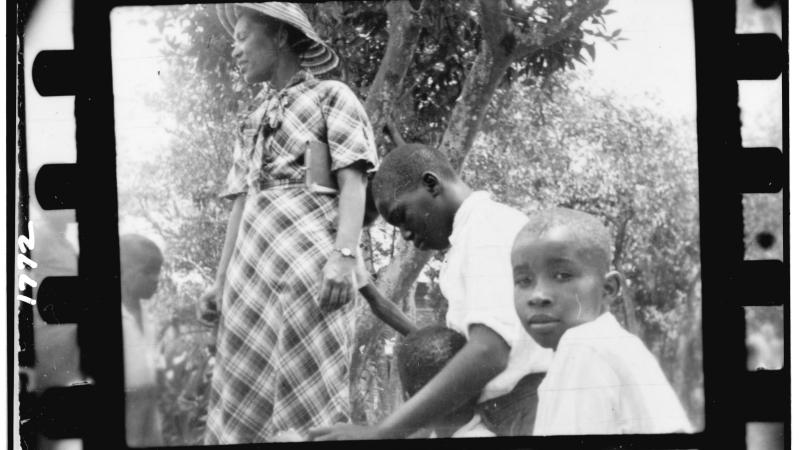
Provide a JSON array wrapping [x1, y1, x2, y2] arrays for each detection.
[[335, 247, 356, 258]]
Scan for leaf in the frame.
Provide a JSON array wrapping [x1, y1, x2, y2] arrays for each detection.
[[586, 42, 596, 61], [611, 28, 622, 38]]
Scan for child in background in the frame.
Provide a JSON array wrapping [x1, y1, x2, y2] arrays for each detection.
[[119, 234, 165, 447], [397, 326, 493, 438], [510, 208, 692, 435], [310, 143, 552, 440]]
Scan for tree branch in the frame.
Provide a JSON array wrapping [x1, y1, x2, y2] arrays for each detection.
[[364, 0, 424, 152], [435, 0, 524, 170], [385, 118, 407, 147], [513, 0, 609, 59]]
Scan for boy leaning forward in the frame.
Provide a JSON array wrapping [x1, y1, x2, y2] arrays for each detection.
[[310, 143, 553, 440]]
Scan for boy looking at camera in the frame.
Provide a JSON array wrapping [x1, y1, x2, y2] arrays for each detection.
[[511, 208, 692, 435], [310, 143, 552, 440]]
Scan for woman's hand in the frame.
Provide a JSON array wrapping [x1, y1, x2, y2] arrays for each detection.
[[197, 282, 222, 326], [318, 252, 357, 313]]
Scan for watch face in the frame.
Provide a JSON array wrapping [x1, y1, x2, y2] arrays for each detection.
[[340, 248, 353, 257]]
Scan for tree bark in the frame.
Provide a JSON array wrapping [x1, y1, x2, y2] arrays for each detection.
[[363, 0, 424, 150], [439, 0, 517, 171]]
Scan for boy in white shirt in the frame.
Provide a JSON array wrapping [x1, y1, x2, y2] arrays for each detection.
[[119, 234, 165, 446], [510, 208, 692, 435], [310, 143, 551, 440]]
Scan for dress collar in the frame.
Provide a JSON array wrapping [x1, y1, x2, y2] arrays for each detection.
[[258, 70, 315, 130]]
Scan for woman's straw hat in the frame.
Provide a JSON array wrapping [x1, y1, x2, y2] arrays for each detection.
[[216, 2, 339, 76]]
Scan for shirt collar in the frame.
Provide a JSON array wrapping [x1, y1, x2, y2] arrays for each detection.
[[448, 191, 491, 247], [561, 311, 619, 342]]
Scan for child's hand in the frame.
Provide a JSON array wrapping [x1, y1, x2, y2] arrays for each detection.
[[308, 423, 382, 441], [197, 282, 222, 326]]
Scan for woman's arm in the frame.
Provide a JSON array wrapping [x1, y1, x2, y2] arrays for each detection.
[[197, 194, 245, 324], [215, 194, 246, 284], [309, 324, 510, 440], [318, 166, 367, 312]]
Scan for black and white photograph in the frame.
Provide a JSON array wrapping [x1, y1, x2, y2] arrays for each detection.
[[14, 0, 787, 448]]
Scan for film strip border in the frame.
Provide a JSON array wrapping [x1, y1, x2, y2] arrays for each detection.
[[14, 1, 788, 449]]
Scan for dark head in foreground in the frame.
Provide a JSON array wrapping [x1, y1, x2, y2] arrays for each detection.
[[371, 144, 471, 251], [397, 325, 478, 437], [511, 208, 622, 349]]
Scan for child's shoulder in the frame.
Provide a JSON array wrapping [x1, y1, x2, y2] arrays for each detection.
[[559, 314, 652, 369]]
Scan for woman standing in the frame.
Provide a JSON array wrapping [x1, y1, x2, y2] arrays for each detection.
[[199, 3, 377, 443]]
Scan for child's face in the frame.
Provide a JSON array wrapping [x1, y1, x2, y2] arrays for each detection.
[[123, 256, 163, 300], [511, 225, 619, 349], [378, 184, 453, 251]]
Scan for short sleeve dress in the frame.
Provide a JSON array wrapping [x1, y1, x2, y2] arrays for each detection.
[[205, 70, 378, 444]]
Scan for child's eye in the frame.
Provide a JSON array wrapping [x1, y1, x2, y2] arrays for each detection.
[[514, 276, 533, 288], [554, 272, 573, 281]]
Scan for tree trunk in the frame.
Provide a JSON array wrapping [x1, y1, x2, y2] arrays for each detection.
[[440, 43, 514, 171], [350, 242, 432, 420], [364, 0, 424, 150]]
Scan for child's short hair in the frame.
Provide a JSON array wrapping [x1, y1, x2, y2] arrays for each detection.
[[397, 325, 466, 396], [372, 144, 458, 205], [517, 208, 613, 273], [119, 234, 163, 267]]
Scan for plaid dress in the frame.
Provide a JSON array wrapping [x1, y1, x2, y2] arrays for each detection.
[[205, 71, 377, 444]]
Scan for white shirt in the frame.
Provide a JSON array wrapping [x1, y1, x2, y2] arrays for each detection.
[[122, 306, 159, 391], [533, 312, 693, 435], [439, 191, 552, 402]]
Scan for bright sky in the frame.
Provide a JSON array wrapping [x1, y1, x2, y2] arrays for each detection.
[[581, 0, 696, 119]]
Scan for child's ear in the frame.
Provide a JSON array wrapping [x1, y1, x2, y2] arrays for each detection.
[[421, 172, 442, 196], [602, 270, 623, 301]]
